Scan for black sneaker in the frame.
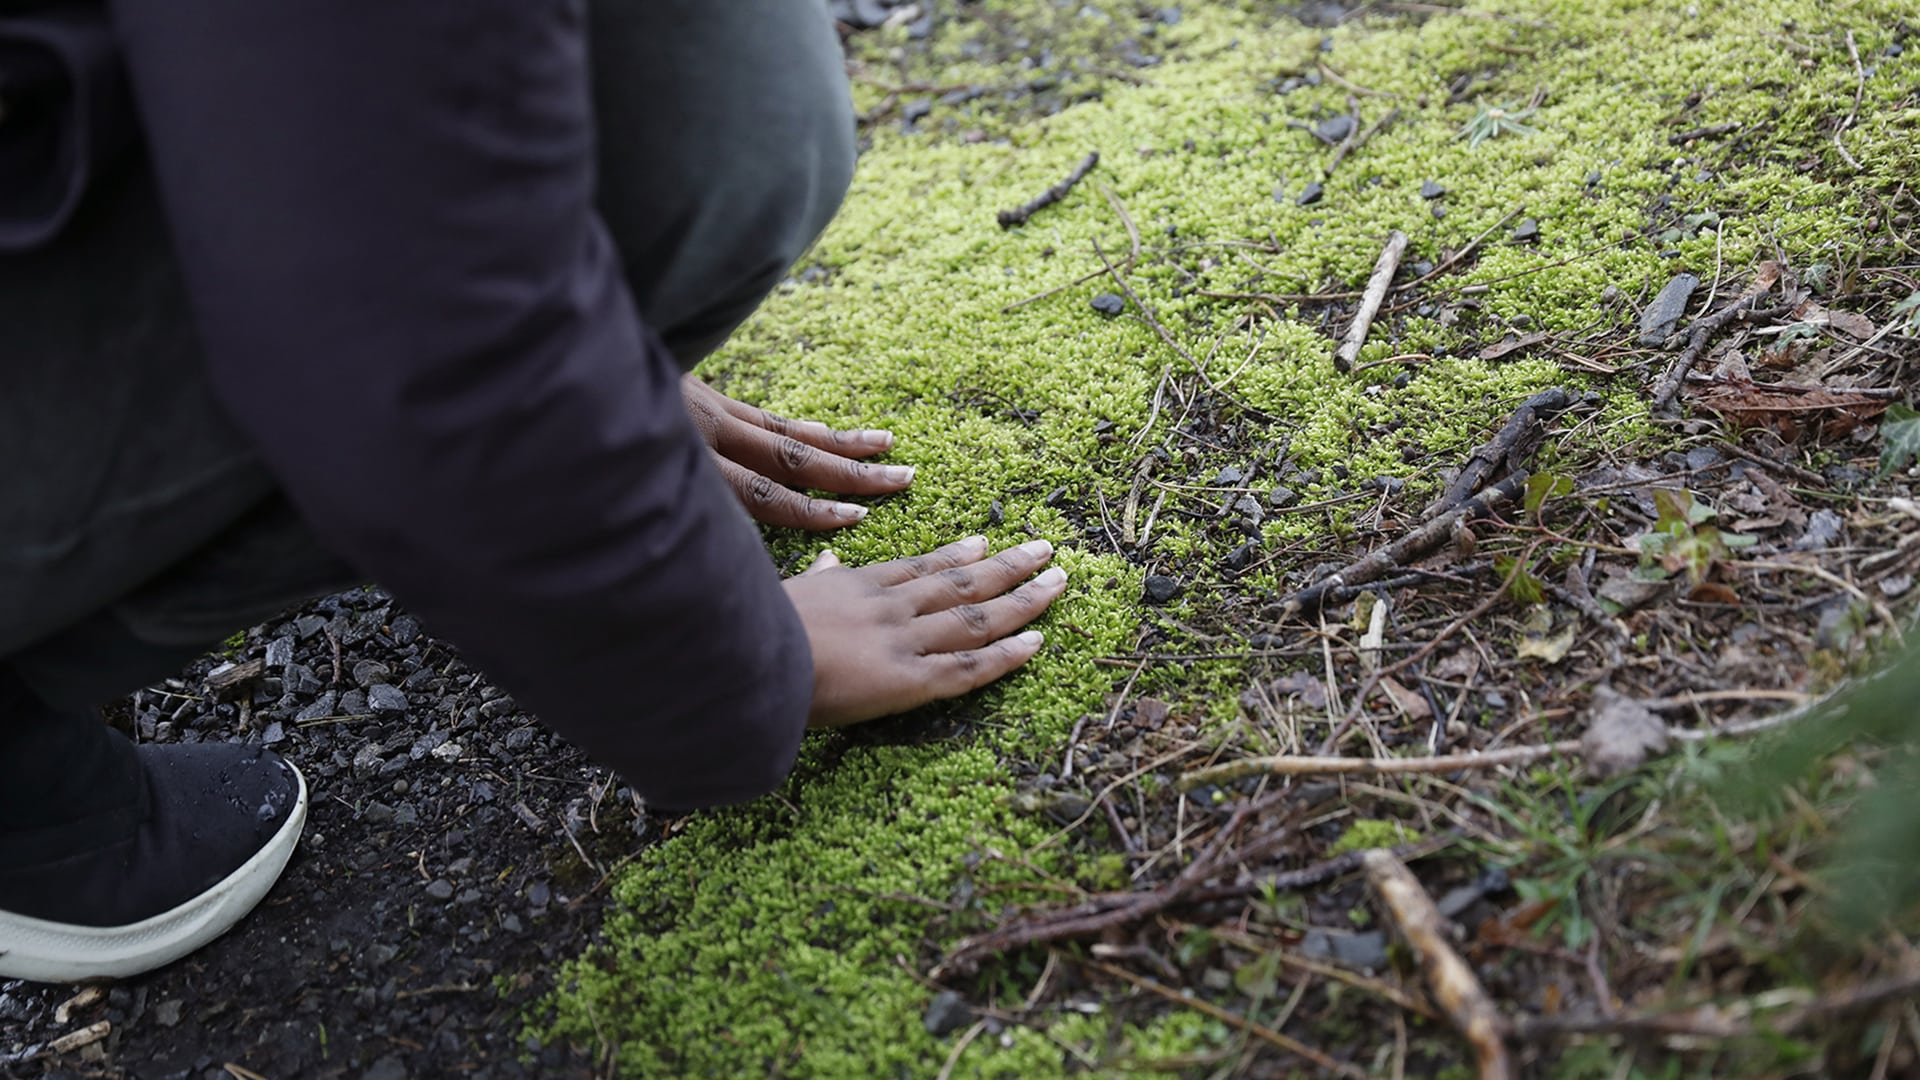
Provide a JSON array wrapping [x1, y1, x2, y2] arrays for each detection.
[[0, 741, 306, 983]]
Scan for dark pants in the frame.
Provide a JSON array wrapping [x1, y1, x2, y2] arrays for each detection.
[[0, 0, 855, 828]]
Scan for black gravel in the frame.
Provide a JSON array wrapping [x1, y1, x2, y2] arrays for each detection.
[[1, 587, 648, 1078]]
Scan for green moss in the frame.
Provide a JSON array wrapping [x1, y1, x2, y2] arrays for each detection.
[[541, 0, 1916, 1073], [1328, 817, 1425, 857]]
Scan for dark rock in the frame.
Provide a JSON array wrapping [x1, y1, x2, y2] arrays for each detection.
[[1683, 446, 1724, 471], [1143, 574, 1181, 604], [368, 684, 409, 713], [1637, 273, 1699, 346], [478, 695, 516, 720], [425, 879, 455, 902], [363, 801, 396, 825], [393, 803, 419, 827], [294, 692, 339, 724], [389, 614, 421, 646], [527, 881, 551, 909], [1313, 114, 1355, 143], [923, 990, 975, 1037], [352, 742, 385, 780], [1511, 217, 1540, 242], [154, 999, 184, 1028], [338, 689, 368, 716], [1225, 542, 1256, 570], [901, 97, 933, 124], [1090, 292, 1126, 316], [1297, 181, 1324, 206], [1213, 466, 1243, 486], [264, 636, 294, 668], [1267, 485, 1299, 509], [1420, 179, 1446, 199], [351, 660, 392, 689], [261, 721, 286, 747], [410, 731, 450, 760], [284, 663, 323, 696], [293, 614, 327, 640]]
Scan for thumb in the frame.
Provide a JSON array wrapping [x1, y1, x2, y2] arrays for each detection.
[[802, 548, 842, 576]]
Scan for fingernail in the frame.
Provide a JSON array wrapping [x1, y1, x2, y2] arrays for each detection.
[[862, 430, 896, 450], [1018, 539, 1054, 558], [963, 534, 989, 550], [1035, 567, 1067, 588], [884, 465, 915, 485], [833, 502, 868, 521], [1015, 630, 1045, 648]]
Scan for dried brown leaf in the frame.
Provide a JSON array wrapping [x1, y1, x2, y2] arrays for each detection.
[[1581, 684, 1670, 778]]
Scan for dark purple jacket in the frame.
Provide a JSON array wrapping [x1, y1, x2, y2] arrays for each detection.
[[3, 0, 814, 808]]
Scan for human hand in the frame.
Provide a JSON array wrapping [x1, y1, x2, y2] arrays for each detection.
[[681, 374, 913, 530], [782, 536, 1066, 729]]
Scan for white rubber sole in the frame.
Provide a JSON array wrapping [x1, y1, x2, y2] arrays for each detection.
[[0, 762, 307, 984]]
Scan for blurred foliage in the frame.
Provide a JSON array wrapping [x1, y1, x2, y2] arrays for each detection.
[[1739, 643, 1920, 930]]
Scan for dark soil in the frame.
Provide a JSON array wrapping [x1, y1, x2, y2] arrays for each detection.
[[1, 586, 652, 1079]]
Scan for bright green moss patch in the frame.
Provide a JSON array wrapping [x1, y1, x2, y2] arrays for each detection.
[[542, 0, 1916, 1073]]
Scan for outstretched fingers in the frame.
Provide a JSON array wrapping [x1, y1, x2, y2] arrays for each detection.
[[720, 395, 897, 460], [711, 455, 869, 531], [924, 630, 1048, 699], [860, 535, 992, 587], [712, 416, 914, 497]]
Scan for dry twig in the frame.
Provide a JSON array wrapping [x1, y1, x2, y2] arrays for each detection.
[[1362, 849, 1514, 1080], [997, 151, 1100, 228], [1335, 230, 1410, 372], [1179, 741, 1581, 789]]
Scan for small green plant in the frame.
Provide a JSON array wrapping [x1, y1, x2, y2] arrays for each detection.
[[1878, 403, 1920, 477], [1637, 489, 1756, 586], [1457, 100, 1538, 148]]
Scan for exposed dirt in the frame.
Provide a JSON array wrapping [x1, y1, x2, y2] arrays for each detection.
[[1, 586, 651, 1078]]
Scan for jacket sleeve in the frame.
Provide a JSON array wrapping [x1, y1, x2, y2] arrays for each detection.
[[108, 0, 813, 808]]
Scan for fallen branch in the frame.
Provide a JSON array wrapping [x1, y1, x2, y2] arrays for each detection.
[[1181, 741, 1580, 789], [997, 151, 1100, 229], [1335, 229, 1410, 372], [1362, 850, 1514, 1080], [934, 793, 1298, 978], [1423, 386, 1576, 519], [1648, 295, 1783, 412], [1271, 471, 1529, 621], [1079, 957, 1370, 1078]]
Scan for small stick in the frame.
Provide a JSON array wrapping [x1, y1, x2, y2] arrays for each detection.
[[1335, 230, 1410, 372], [1668, 120, 1742, 146], [1094, 239, 1218, 392], [1194, 699, 1817, 790], [1649, 295, 1781, 412], [1833, 31, 1865, 170], [1513, 966, 1920, 1042], [1080, 957, 1370, 1078], [1179, 740, 1581, 789], [1396, 208, 1522, 293], [1362, 850, 1514, 1080], [1326, 106, 1402, 177], [997, 151, 1100, 229]]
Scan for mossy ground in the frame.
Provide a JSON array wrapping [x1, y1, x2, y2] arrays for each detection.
[[540, 2, 1920, 1075]]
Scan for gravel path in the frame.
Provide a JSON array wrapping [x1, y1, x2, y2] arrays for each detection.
[[2, 586, 650, 1078]]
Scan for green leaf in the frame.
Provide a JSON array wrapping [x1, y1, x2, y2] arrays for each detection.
[[1878, 403, 1920, 477], [1523, 472, 1573, 515], [1231, 952, 1282, 998]]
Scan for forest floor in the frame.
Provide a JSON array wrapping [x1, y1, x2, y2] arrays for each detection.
[[7, 0, 1920, 1077]]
